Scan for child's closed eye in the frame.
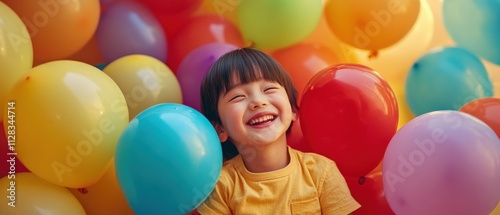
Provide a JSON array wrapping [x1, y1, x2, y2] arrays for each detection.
[[229, 94, 245, 102], [264, 87, 279, 92]]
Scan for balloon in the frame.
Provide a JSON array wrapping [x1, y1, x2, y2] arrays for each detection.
[[388, 80, 415, 130], [426, 0, 454, 48], [198, 0, 238, 25], [491, 202, 500, 215], [443, 0, 500, 65], [67, 34, 106, 66], [69, 158, 134, 215], [300, 64, 399, 177], [2, 0, 100, 65], [383, 110, 500, 215], [271, 43, 340, 103], [0, 172, 86, 214], [405, 47, 493, 116], [0, 2, 33, 122], [96, 0, 167, 63], [115, 103, 222, 215], [345, 172, 395, 215], [325, 0, 420, 51], [287, 118, 312, 153], [0, 122, 29, 179], [167, 14, 243, 73], [459, 98, 500, 138], [141, 0, 202, 16], [353, 0, 434, 83], [103, 54, 183, 119], [237, 0, 323, 50], [4, 60, 129, 188], [176, 42, 239, 112]]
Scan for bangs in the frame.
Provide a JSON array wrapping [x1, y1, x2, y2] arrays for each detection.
[[217, 49, 289, 94]]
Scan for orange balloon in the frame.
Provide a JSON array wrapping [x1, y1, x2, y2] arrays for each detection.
[[2, 0, 100, 65], [167, 14, 244, 72], [325, 0, 420, 51], [272, 43, 340, 102], [69, 159, 135, 215], [459, 98, 500, 138], [66, 34, 106, 66]]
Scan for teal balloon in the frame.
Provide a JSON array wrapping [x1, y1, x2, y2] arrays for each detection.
[[406, 47, 493, 116], [115, 103, 222, 215], [237, 0, 322, 50], [443, 0, 500, 65]]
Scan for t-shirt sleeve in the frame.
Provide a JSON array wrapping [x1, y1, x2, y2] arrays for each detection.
[[318, 161, 361, 215], [196, 174, 232, 215]]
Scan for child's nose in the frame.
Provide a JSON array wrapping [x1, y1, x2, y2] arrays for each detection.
[[249, 95, 268, 109]]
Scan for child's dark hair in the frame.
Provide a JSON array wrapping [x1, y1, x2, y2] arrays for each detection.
[[200, 47, 299, 160]]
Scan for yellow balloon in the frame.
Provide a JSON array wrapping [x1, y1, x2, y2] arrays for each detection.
[[69, 158, 135, 215], [197, 0, 238, 25], [388, 79, 415, 130], [346, 0, 434, 83], [0, 172, 86, 214], [325, 0, 420, 51], [0, 2, 33, 122], [425, 0, 455, 48], [103, 54, 183, 119], [3, 60, 129, 188], [491, 202, 500, 215]]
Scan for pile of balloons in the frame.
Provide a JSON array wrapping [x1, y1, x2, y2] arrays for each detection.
[[1, 0, 499, 214]]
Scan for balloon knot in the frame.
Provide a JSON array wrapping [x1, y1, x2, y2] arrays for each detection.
[[368, 50, 379, 59], [358, 176, 366, 185], [78, 188, 89, 194]]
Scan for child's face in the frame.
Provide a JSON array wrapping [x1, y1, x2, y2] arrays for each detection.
[[216, 79, 296, 148]]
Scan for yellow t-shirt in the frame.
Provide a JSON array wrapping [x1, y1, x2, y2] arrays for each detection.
[[197, 147, 361, 215]]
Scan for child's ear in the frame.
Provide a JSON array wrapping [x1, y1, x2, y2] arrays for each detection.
[[214, 124, 229, 142], [291, 110, 298, 122]]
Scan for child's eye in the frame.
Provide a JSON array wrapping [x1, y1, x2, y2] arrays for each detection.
[[229, 95, 244, 102], [264, 87, 279, 92]]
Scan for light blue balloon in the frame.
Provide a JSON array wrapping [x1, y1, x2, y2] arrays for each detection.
[[443, 0, 500, 65], [115, 103, 222, 215], [406, 47, 493, 116]]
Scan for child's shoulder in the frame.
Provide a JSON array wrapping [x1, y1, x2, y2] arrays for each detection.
[[290, 147, 335, 167]]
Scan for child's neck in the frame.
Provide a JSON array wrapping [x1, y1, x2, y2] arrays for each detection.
[[239, 140, 290, 173]]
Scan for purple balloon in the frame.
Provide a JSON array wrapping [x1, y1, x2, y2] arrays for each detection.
[[176, 42, 239, 112], [96, 0, 167, 63], [383, 110, 500, 215]]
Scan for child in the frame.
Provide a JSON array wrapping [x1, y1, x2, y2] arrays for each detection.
[[196, 47, 360, 214]]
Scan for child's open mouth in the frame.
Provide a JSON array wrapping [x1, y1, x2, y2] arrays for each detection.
[[247, 114, 276, 126]]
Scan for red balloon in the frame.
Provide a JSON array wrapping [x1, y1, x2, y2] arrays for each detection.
[[299, 64, 398, 177], [459, 98, 500, 138], [167, 15, 244, 73], [287, 118, 312, 152], [272, 43, 340, 103], [140, 0, 202, 16], [1, 122, 30, 179], [345, 172, 395, 215]]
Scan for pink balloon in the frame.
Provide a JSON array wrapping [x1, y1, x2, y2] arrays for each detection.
[[176, 42, 238, 111], [96, 0, 167, 63], [383, 110, 500, 215]]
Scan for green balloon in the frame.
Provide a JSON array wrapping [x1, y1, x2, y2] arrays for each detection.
[[237, 0, 323, 50]]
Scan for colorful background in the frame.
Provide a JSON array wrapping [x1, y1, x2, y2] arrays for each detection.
[[1, 0, 499, 214]]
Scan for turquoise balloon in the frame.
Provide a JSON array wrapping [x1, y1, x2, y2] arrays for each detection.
[[443, 0, 500, 65], [406, 47, 493, 116], [115, 103, 222, 215], [237, 0, 322, 50]]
